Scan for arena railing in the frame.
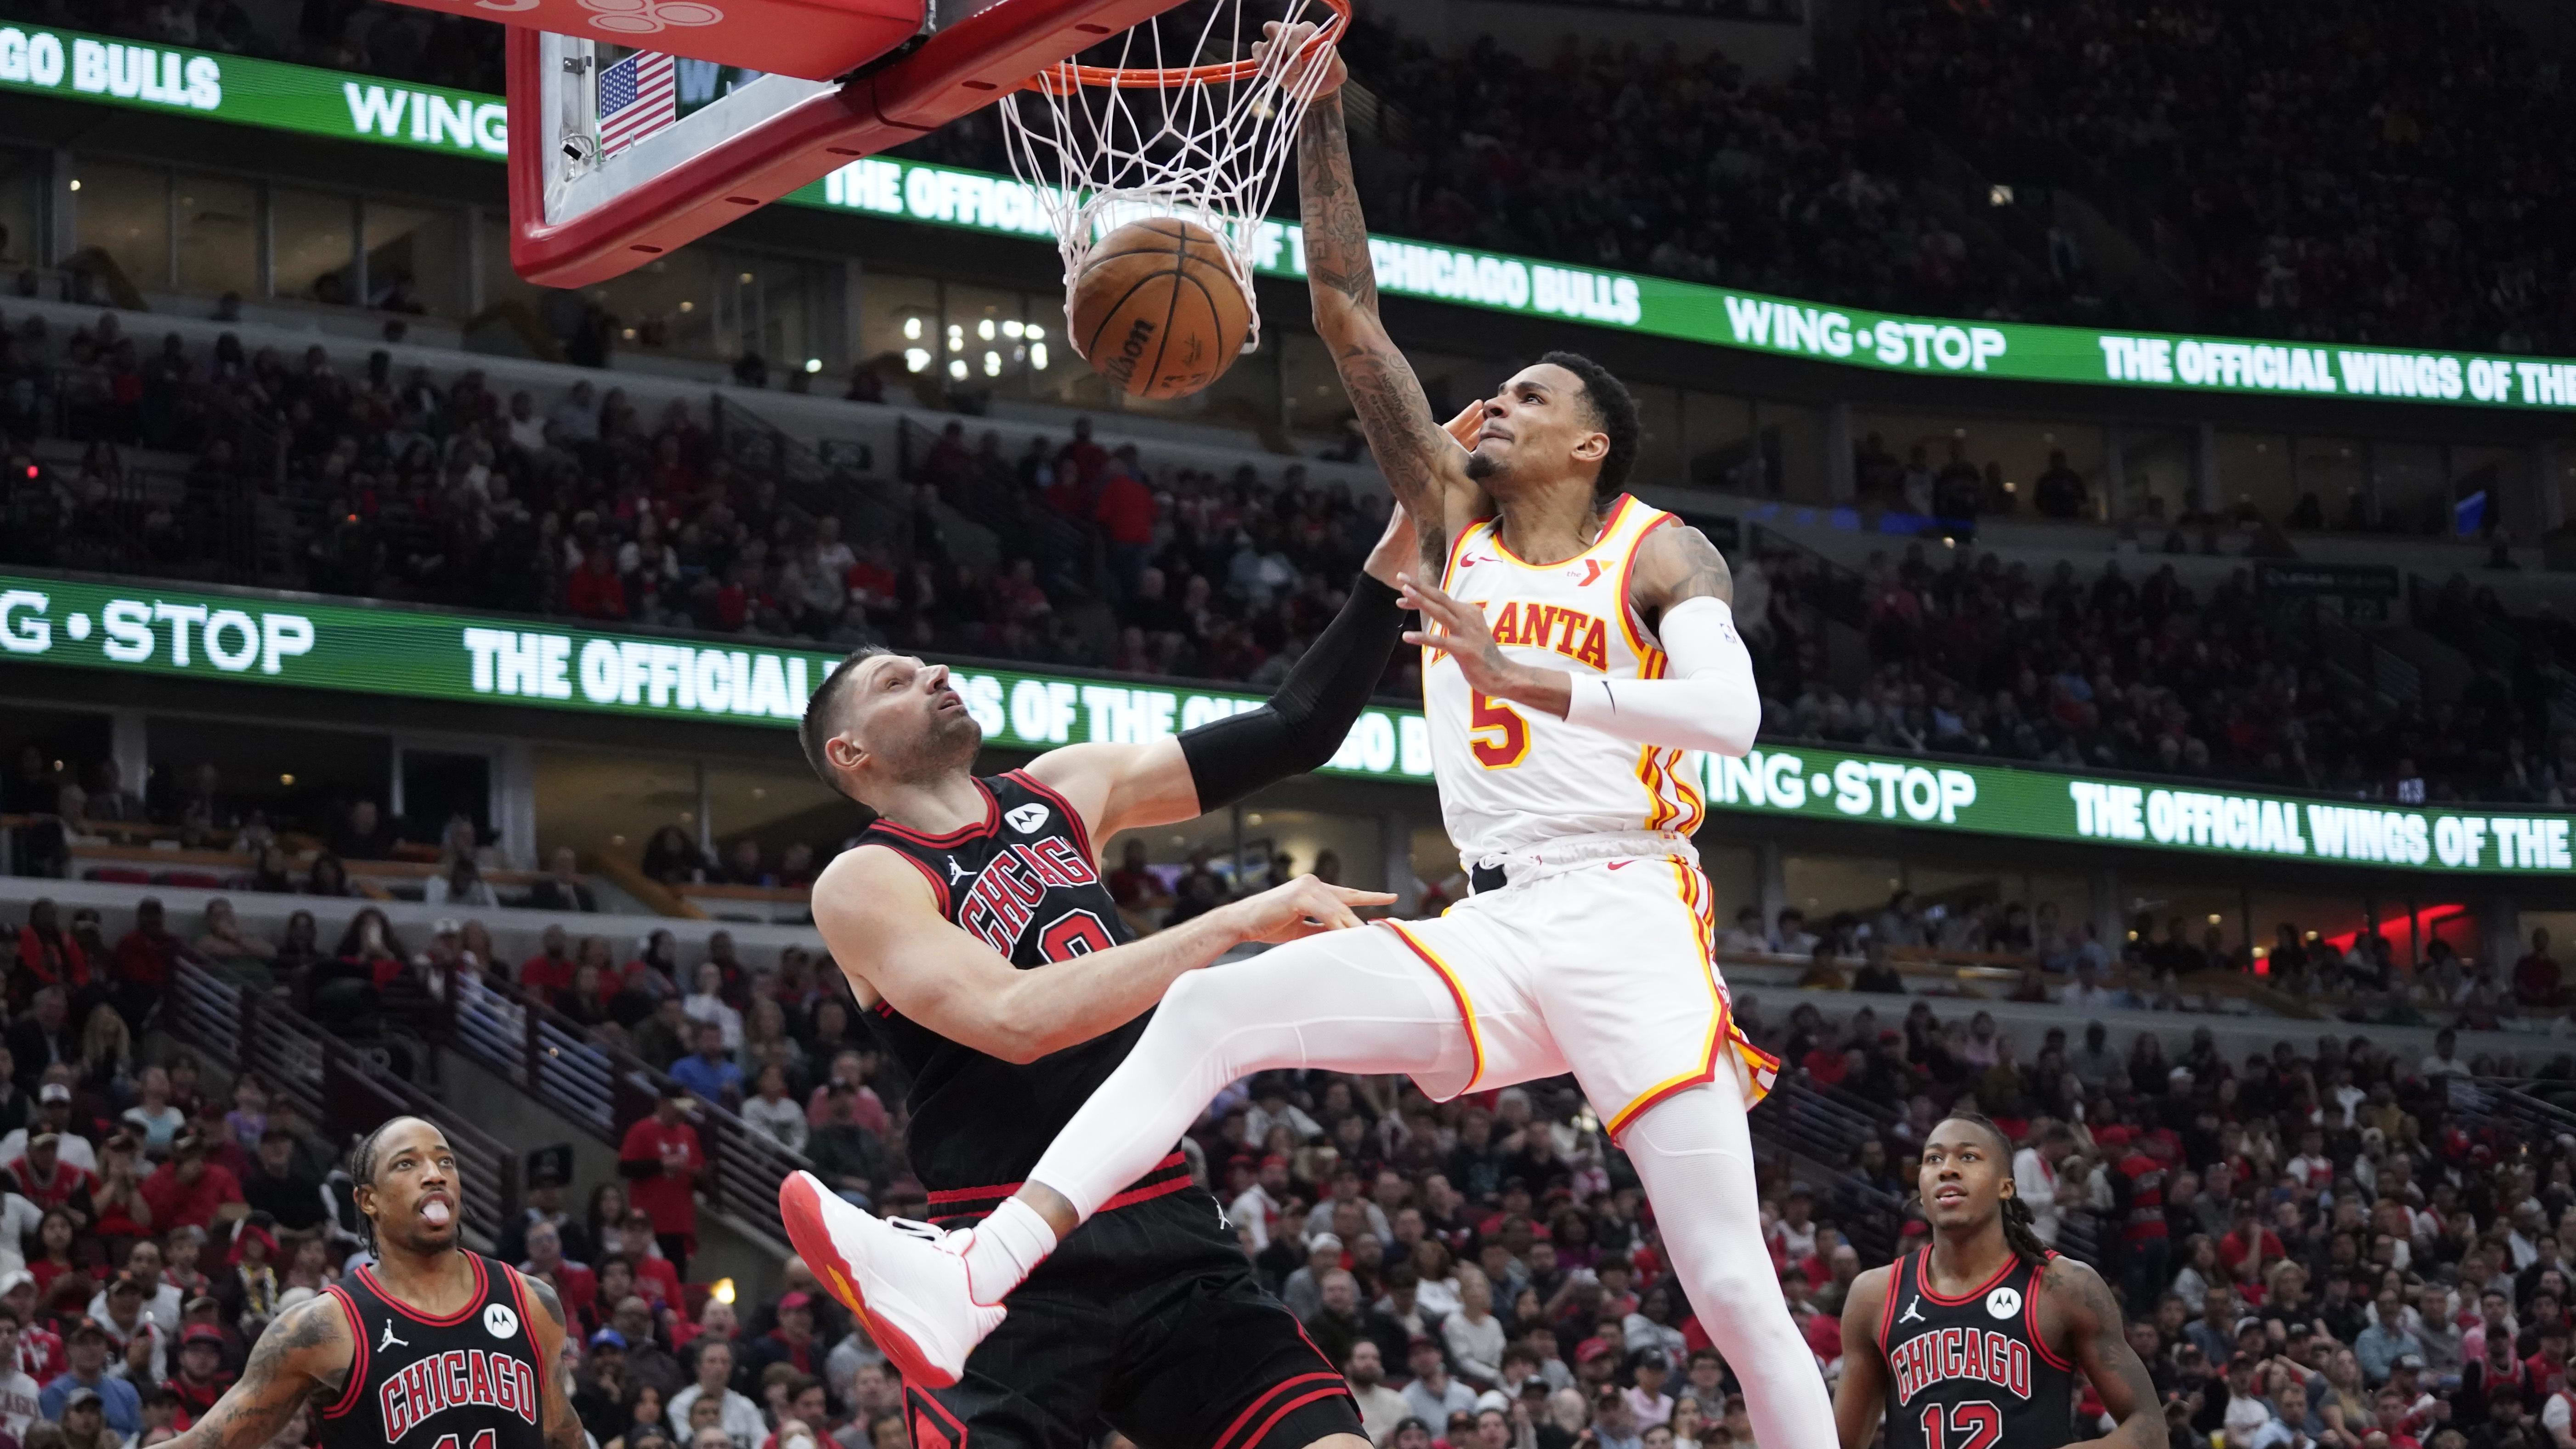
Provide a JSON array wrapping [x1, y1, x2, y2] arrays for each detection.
[[160, 958, 520, 1246], [436, 980, 805, 1255]]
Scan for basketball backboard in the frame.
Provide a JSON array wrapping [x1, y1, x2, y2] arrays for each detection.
[[446, 0, 1192, 287]]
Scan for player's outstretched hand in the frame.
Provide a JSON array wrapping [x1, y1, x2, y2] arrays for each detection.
[[1254, 20, 1346, 97], [1398, 571, 1522, 698], [1230, 874, 1395, 944]]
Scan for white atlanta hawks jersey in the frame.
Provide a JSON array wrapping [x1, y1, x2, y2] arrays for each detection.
[[1423, 494, 1704, 863]]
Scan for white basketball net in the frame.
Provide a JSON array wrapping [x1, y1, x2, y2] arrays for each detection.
[[998, 1, 1347, 359]]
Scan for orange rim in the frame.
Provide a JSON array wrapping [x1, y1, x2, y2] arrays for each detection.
[[1024, 0, 1351, 92]]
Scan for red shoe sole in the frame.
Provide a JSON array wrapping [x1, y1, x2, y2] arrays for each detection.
[[778, 1173, 959, 1389]]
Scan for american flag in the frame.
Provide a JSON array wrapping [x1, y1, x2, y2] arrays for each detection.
[[597, 50, 676, 155]]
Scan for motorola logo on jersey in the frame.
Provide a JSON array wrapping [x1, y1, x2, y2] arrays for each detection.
[[379, 1348, 541, 1440], [956, 837, 1102, 954], [1887, 1327, 2032, 1407], [1003, 803, 1049, 833]]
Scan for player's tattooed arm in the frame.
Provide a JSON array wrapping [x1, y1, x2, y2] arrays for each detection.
[[1293, 90, 1472, 567], [1626, 523, 1734, 635], [2046, 1257, 2168, 1449], [520, 1273, 589, 1449], [1831, 1266, 1895, 1449], [164, 1293, 349, 1449]]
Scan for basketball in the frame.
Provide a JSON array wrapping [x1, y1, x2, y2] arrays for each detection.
[[1068, 218, 1252, 400]]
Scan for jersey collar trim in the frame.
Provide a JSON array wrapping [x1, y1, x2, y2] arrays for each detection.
[[866, 778, 1001, 847], [357, 1251, 489, 1328], [1483, 494, 1635, 572], [1911, 1244, 2021, 1307]]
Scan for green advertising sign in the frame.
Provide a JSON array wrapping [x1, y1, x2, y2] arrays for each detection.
[[1701, 747, 2575, 876], [6, 572, 2573, 875], [13, 23, 2576, 413], [0, 574, 1423, 782]]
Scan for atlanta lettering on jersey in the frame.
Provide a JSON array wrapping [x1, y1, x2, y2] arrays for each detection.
[[957, 838, 1101, 954], [1889, 1327, 2033, 1407], [1484, 601, 1611, 671], [379, 1349, 539, 1441]]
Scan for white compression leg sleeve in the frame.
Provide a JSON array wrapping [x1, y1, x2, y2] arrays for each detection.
[[1024, 926, 1473, 1222], [1623, 1083, 1839, 1449]]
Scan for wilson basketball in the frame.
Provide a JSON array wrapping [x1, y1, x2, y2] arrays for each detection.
[[1068, 218, 1251, 400]]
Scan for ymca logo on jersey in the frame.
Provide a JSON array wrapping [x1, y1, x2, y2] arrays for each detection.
[[1887, 1325, 2034, 1407], [378, 1347, 541, 1439]]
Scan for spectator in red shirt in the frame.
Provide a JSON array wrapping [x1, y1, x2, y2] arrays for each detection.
[[1050, 416, 1106, 514], [2515, 929, 2562, 1014], [1093, 461, 1158, 600], [608, 1212, 683, 1308], [2218, 1200, 2285, 1271], [163, 1324, 228, 1429], [108, 899, 195, 1034], [12, 902, 89, 1005], [521, 926, 579, 999], [566, 549, 628, 621], [617, 1086, 703, 1274], [9, 1132, 96, 1218], [138, 1133, 243, 1233], [2114, 1133, 2173, 1308], [521, 1218, 599, 1327]]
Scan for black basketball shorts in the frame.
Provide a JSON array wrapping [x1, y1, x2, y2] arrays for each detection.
[[906, 1168, 1360, 1449]]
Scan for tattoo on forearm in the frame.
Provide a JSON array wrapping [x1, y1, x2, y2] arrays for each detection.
[[186, 1298, 338, 1449], [1296, 91, 1451, 570], [1296, 97, 1375, 312]]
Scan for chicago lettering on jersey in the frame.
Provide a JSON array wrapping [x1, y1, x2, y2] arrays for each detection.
[[1485, 601, 1612, 671], [379, 1348, 539, 1441], [1889, 1327, 2032, 1407], [957, 838, 1101, 953]]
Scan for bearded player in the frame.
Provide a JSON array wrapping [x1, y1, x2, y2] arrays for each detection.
[[777, 506, 1430, 1449], [158, 1117, 583, 1449], [1835, 1114, 2166, 1449], [781, 23, 1836, 1449]]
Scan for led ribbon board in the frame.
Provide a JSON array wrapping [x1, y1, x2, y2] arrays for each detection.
[[11, 23, 2576, 411], [5, 573, 2572, 874]]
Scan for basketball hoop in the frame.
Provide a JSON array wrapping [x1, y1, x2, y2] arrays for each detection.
[[998, 0, 1351, 360]]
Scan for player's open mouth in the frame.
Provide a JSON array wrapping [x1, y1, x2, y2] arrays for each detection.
[[934, 693, 964, 713], [419, 1195, 454, 1225], [1932, 1187, 1966, 1205]]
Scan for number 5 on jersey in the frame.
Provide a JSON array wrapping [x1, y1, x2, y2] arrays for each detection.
[[1468, 692, 1529, 769]]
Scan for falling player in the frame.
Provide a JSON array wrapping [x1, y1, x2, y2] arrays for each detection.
[[778, 507, 1430, 1449], [1834, 1114, 2166, 1449], [780, 21, 1841, 1449], [157, 1117, 582, 1449]]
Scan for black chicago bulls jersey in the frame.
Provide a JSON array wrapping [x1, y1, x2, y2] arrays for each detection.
[[321, 1253, 549, 1449], [859, 770, 1176, 1197], [1878, 1248, 2076, 1449]]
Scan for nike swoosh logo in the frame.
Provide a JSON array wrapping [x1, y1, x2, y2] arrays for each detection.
[[1606, 861, 1631, 871]]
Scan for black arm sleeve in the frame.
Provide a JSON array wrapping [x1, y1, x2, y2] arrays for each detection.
[[1178, 573, 1406, 812]]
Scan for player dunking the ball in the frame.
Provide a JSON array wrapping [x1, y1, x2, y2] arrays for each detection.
[[154, 1117, 583, 1449], [782, 21, 1839, 1449], [1834, 1114, 2166, 1449]]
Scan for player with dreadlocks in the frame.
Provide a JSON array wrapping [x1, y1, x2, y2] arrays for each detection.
[[159, 1117, 585, 1449], [1834, 1113, 2167, 1449]]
